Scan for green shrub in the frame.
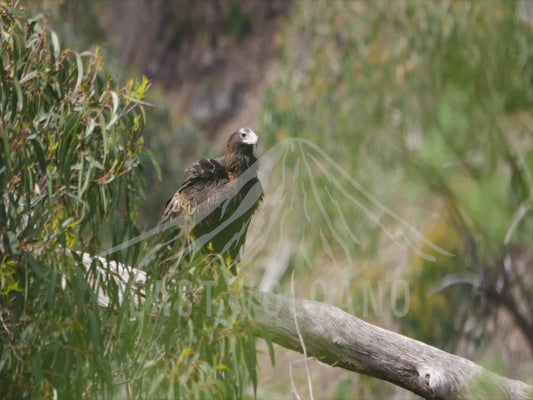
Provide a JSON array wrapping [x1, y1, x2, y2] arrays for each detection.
[[0, 4, 259, 398]]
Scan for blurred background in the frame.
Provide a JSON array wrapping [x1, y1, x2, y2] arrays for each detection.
[[25, 1, 533, 398]]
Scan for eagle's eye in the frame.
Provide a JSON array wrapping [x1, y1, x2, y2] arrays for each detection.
[[240, 132, 247, 140]]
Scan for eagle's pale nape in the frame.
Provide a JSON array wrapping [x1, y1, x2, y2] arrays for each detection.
[[159, 127, 264, 272]]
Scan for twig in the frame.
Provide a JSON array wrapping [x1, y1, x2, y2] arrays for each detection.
[[288, 359, 302, 400], [504, 203, 531, 246], [291, 272, 314, 400], [429, 273, 479, 296]]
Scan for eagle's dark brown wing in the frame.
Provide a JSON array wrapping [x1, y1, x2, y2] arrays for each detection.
[[160, 158, 229, 223], [159, 160, 262, 268]]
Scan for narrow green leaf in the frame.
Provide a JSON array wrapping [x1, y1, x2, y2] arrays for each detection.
[[258, 325, 276, 366], [1, 129, 12, 177], [30, 137, 47, 172], [110, 91, 119, 117], [50, 30, 60, 59], [147, 373, 166, 397], [78, 165, 93, 198], [46, 265, 58, 306], [87, 156, 104, 170], [19, 70, 39, 84], [87, 308, 103, 355], [28, 257, 48, 283], [14, 79, 23, 112], [4, 6, 26, 17], [74, 51, 83, 91], [84, 118, 96, 139]]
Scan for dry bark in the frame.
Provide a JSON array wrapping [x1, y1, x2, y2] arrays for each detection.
[[250, 290, 533, 400]]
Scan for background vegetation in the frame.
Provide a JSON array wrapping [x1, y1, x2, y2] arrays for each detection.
[[1, 0, 532, 398], [255, 2, 532, 396]]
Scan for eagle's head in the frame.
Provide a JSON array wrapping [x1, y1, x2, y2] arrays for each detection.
[[227, 127, 258, 153], [225, 127, 259, 174]]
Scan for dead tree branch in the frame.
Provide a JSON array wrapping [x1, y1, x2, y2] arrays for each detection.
[[82, 255, 532, 399], [250, 290, 533, 400]]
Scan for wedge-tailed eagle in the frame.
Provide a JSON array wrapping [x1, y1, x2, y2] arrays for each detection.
[[160, 127, 263, 267]]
